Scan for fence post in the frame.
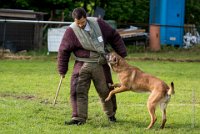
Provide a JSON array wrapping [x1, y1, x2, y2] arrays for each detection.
[[1, 20, 7, 58], [192, 89, 195, 128]]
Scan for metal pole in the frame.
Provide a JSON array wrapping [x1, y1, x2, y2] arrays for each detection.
[[0, 19, 72, 25], [192, 89, 195, 128], [53, 76, 63, 106], [1, 19, 7, 58]]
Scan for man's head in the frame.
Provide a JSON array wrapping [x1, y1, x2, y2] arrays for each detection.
[[72, 7, 87, 29]]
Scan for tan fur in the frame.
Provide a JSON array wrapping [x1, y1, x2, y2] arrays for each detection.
[[105, 52, 175, 129]]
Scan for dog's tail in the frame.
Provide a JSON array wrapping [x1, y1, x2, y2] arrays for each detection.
[[167, 82, 175, 95]]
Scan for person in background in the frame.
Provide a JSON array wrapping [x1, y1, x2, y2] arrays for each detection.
[[57, 7, 127, 125]]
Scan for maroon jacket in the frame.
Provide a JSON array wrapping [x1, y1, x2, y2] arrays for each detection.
[[57, 18, 127, 76]]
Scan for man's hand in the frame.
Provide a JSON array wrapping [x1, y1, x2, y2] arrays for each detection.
[[61, 75, 65, 78]]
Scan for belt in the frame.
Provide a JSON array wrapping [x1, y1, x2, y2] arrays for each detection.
[[75, 55, 107, 65]]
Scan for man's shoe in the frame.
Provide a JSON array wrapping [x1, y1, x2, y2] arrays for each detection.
[[108, 115, 116, 122], [64, 120, 85, 125]]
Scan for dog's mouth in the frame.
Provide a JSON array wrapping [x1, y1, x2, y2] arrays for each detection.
[[106, 53, 118, 65]]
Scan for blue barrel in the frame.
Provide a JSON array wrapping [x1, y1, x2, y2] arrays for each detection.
[[150, 0, 185, 47]]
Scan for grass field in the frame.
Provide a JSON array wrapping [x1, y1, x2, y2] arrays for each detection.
[[0, 48, 200, 134]]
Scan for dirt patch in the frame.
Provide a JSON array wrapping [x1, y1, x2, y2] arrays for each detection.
[[0, 92, 52, 105], [0, 49, 32, 60], [126, 57, 200, 62], [0, 54, 32, 60], [0, 93, 36, 100]]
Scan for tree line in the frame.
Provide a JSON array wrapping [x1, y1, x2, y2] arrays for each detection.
[[0, 0, 200, 25]]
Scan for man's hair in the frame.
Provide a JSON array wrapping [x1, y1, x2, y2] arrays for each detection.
[[72, 7, 87, 20]]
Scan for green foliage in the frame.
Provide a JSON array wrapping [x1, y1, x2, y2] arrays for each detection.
[[127, 45, 200, 60], [131, 0, 149, 23], [0, 0, 200, 24], [185, 0, 200, 25], [16, 0, 29, 8], [104, 0, 133, 22]]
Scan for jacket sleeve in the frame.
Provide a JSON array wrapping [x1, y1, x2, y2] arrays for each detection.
[[57, 28, 74, 75], [98, 18, 127, 58]]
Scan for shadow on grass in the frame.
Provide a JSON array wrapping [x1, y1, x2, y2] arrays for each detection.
[[88, 117, 199, 131]]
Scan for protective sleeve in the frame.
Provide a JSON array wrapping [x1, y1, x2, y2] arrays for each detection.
[[97, 18, 127, 58]]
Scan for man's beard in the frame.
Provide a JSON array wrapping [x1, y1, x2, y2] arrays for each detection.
[[80, 24, 86, 29]]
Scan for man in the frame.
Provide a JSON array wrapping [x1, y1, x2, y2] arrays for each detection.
[[57, 7, 127, 125]]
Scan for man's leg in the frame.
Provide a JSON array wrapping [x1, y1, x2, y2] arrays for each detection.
[[108, 86, 117, 114], [69, 62, 84, 118], [66, 63, 91, 125], [92, 64, 116, 121], [74, 63, 92, 121], [102, 64, 117, 113], [70, 74, 78, 117]]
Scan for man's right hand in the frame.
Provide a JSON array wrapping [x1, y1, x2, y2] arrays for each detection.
[[61, 75, 65, 78]]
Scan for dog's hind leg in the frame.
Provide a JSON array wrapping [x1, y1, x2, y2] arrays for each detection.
[[160, 95, 170, 129], [146, 101, 157, 129], [160, 102, 167, 129], [146, 91, 161, 129]]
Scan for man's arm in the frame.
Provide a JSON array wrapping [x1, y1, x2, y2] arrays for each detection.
[[97, 18, 127, 58], [57, 28, 74, 77]]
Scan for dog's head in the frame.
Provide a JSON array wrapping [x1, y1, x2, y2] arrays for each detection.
[[106, 52, 119, 64], [106, 52, 124, 72]]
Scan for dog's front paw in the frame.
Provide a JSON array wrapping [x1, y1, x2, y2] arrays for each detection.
[[108, 83, 114, 89], [105, 97, 111, 102]]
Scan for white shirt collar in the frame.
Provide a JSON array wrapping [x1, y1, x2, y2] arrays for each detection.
[[84, 22, 90, 32]]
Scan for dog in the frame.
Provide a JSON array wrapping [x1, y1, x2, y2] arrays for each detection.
[[105, 52, 175, 129]]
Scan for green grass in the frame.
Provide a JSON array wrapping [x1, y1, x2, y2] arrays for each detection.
[[126, 44, 200, 60], [0, 51, 200, 134]]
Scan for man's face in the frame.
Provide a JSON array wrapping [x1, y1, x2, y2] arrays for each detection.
[[74, 17, 87, 29]]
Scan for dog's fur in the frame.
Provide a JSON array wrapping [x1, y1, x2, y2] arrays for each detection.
[[105, 52, 175, 129]]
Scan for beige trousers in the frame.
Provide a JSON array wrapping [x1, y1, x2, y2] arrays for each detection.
[[73, 62, 115, 122]]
